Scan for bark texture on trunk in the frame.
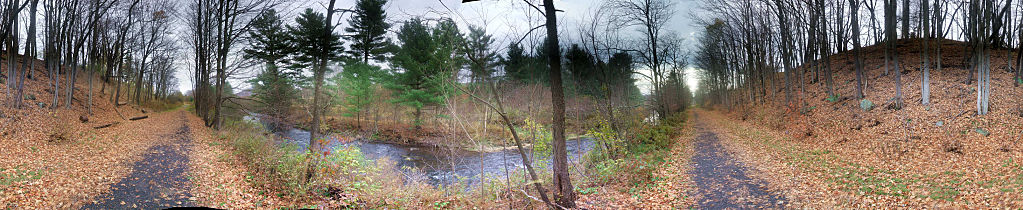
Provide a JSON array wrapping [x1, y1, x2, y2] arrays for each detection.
[[543, 0, 575, 208]]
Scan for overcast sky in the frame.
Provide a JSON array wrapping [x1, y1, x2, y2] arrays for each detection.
[[174, 0, 705, 94]]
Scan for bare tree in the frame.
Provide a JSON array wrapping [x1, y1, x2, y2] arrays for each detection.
[[1017, 0, 1022, 85], [776, 0, 796, 107], [816, 0, 835, 99], [886, 0, 904, 109], [186, 0, 274, 128], [851, 0, 866, 99], [132, 0, 172, 106], [608, 0, 678, 119], [902, 0, 910, 38], [4, 0, 24, 108], [540, 0, 576, 207], [968, 0, 993, 114]]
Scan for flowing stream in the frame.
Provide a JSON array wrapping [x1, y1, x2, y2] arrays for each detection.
[[245, 115, 594, 187]]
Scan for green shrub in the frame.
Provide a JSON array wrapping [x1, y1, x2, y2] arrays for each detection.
[[826, 94, 841, 102], [590, 158, 624, 184], [220, 120, 314, 196], [220, 120, 381, 200], [320, 146, 379, 194], [522, 118, 552, 159], [587, 118, 624, 159], [585, 112, 685, 187]]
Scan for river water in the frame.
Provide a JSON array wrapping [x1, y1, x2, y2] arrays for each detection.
[[245, 116, 594, 187]]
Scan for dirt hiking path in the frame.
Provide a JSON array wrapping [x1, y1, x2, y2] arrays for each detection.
[[689, 113, 786, 208], [82, 111, 193, 209]]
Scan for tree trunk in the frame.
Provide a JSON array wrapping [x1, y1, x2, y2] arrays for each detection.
[[357, 97, 362, 131], [306, 0, 339, 184], [887, 0, 903, 108], [310, 63, 324, 149], [777, 0, 795, 108], [851, 0, 865, 99], [902, 0, 910, 38], [6, 0, 20, 108], [975, 0, 992, 115], [1016, 0, 1022, 85], [867, 0, 881, 43], [820, 0, 835, 98], [1017, 27, 1022, 86], [935, 0, 943, 81], [808, 1, 820, 85], [543, 0, 575, 208], [921, 0, 931, 105]]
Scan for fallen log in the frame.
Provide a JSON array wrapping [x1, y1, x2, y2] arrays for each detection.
[[93, 122, 119, 129], [129, 116, 149, 121]]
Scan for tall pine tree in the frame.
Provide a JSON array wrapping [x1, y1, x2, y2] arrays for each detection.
[[288, 8, 344, 151], [330, 63, 381, 130], [502, 43, 529, 81], [462, 25, 498, 83], [245, 9, 297, 131], [565, 44, 599, 96], [389, 18, 453, 127], [344, 0, 392, 64]]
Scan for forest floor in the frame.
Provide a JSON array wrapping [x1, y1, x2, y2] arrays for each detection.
[[0, 107, 182, 208], [182, 107, 293, 208], [705, 107, 1023, 208], [0, 54, 193, 208]]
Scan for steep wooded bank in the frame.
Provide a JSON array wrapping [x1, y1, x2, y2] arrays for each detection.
[[0, 54, 159, 134], [2, 0, 180, 112], [714, 38, 1023, 203], [693, 0, 1023, 177], [694, 0, 1021, 113]]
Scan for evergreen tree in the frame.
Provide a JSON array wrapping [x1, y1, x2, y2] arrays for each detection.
[[246, 9, 292, 65], [389, 18, 452, 127], [289, 9, 345, 70], [245, 9, 297, 131], [531, 40, 556, 84], [344, 0, 392, 63], [433, 18, 466, 72], [502, 43, 529, 81], [288, 8, 345, 150], [330, 63, 381, 130], [565, 44, 598, 96], [503, 41, 554, 84], [605, 51, 641, 102], [462, 25, 499, 83]]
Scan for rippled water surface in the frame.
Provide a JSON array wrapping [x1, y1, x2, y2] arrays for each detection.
[[246, 115, 594, 186]]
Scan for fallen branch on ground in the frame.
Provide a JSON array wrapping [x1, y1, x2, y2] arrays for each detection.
[[93, 122, 119, 129]]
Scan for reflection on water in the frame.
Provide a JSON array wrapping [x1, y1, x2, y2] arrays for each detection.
[[245, 115, 594, 186]]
